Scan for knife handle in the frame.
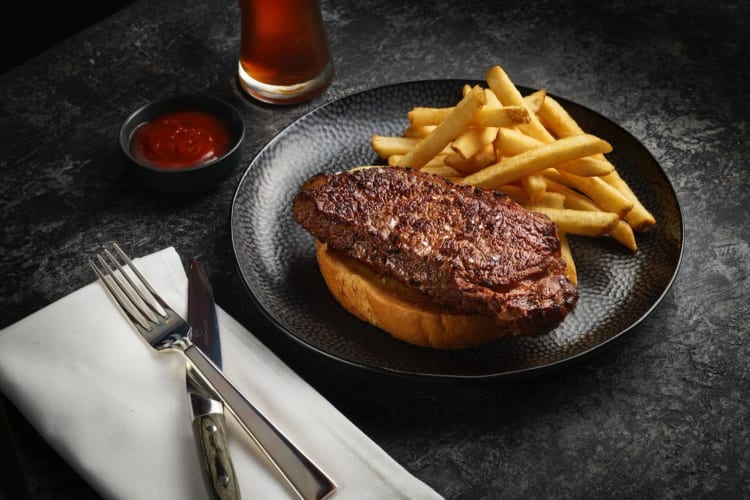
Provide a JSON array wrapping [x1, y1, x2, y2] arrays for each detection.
[[190, 393, 241, 500], [183, 344, 337, 500]]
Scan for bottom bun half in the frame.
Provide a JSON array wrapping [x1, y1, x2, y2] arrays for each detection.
[[315, 240, 511, 349]]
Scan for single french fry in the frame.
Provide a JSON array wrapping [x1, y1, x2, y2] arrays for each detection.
[[408, 105, 528, 128], [528, 206, 619, 237], [420, 164, 463, 178], [557, 170, 634, 218], [451, 126, 497, 159], [602, 171, 656, 231], [461, 134, 612, 188], [608, 220, 638, 252], [555, 156, 615, 177], [474, 106, 530, 127], [486, 65, 555, 142], [523, 88, 547, 114], [388, 154, 448, 169], [484, 87, 502, 108], [396, 86, 486, 169], [536, 94, 585, 138], [521, 174, 547, 202], [499, 184, 563, 208], [496, 184, 527, 203], [372, 135, 420, 158], [544, 176, 596, 210], [371, 135, 451, 159], [444, 143, 497, 175], [403, 125, 437, 138], [544, 191, 567, 208], [540, 167, 569, 185], [528, 191, 565, 208], [464, 84, 514, 108], [408, 107, 454, 127], [494, 127, 544, 156], [559, 233, 577, 285]]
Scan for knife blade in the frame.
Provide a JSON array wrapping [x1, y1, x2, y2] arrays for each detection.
[[187, 258, 241, 500]]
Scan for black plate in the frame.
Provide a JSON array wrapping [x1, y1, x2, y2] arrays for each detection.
[[230, 80, 683, 380]]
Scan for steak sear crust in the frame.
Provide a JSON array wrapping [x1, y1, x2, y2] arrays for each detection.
[[293, 166, 578, 336]]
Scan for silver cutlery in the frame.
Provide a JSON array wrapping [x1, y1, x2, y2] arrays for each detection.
[[89, 242, 337, 500], [187, 258, 240, 499]]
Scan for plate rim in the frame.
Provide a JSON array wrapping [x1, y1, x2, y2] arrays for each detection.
[[230, 78, 685, 381]]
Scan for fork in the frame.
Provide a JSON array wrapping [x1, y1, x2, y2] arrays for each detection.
[[89, 241, 336, 500]]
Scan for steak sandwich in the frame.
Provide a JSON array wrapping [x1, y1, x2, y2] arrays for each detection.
[[292, 166, 578, 349]]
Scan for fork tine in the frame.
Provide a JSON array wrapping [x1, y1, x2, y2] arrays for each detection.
[[89, 256, 152, 332], [97, 251, 162, 326], [92, 242, 190, 348], [110, 242, 167, 311], [101, 248, 165, 321]]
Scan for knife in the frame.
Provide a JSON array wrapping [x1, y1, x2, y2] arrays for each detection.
[[187, 258, 241, 500]]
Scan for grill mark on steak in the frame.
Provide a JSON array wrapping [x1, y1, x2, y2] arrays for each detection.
[[293, 166, 578, 334]]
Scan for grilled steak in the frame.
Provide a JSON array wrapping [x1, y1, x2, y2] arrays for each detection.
[[293, 166, 578, 335]]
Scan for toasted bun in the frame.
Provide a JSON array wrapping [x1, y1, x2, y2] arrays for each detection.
[[315, 240, 511, 349]]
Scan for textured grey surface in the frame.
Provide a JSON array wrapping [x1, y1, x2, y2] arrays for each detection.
[[0, 0, 748, 499]]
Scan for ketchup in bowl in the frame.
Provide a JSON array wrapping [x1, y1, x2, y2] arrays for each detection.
[[130, 111, 231, 169], [120, 94, 244, 194]]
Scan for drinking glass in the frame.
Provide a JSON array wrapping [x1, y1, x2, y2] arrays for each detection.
[[237, 0, 334, 105]]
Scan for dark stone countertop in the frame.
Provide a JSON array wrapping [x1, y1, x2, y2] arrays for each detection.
[[1, 0, 748, 498]]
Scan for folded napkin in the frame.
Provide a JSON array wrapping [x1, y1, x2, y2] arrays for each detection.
[[0, 247, 442, 500]]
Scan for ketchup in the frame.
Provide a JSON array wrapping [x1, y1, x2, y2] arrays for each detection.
[[130, 111, 230, 169]]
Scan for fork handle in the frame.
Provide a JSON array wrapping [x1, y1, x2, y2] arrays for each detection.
[[183, 344, 337, 500]]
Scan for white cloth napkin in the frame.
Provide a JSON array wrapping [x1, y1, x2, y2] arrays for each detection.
[[0, 247, 442, 500]]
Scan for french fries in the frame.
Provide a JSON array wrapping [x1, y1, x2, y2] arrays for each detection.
[[494, 128, 613, 177], [559, 233, 577, 285], [396, 86, 486, 169], [527, 207, 619, 237], [451, 126, 498, 159], [371, 135, 452, 158], [462, 134, 612, 188], [486, 65, 555, 143], [535, 93, 656, 230], [370, 64, 657, 283], [407, 105, 530, 128]]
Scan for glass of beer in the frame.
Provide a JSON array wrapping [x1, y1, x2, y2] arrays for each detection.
[[237, 0, 333, 105]]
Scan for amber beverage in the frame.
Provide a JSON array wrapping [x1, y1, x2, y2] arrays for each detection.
[[237, 0, 333, 104]]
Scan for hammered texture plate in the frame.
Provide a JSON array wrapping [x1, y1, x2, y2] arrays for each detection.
[[230, 80, 683, 380]]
